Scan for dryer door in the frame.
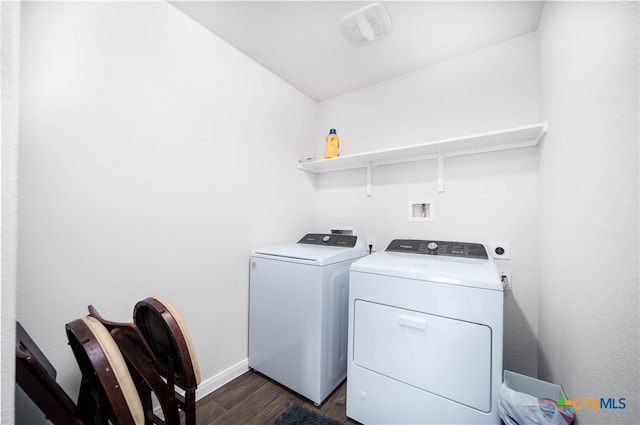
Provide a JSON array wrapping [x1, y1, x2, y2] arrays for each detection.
[[353, 300, 492, 412]]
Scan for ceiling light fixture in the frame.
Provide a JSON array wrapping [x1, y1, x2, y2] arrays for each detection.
[[340, 2, 392, 45]]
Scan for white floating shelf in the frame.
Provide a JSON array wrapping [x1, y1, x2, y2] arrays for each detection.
[[298, 122, 547, 195]]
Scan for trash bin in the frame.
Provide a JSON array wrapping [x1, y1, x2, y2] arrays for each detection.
[[499, 370, 575, 425]]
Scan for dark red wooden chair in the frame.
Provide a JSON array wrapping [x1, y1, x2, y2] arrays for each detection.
[[17, 320, 159, 425], [65, 316, 148, 425], [81, 306, 181, 425], [134, 297, 201, 425], [16, 322, 84, 425]]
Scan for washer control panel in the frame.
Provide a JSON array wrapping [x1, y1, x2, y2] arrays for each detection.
[[298, 233, 358, 248], [385, 239, 488, 259]]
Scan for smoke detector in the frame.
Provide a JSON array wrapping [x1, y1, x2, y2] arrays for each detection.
[[341, 2, 392, 45]]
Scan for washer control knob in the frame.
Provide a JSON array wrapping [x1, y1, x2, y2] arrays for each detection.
[[427, 242, 438, 251], [322, 235, 331, 243]]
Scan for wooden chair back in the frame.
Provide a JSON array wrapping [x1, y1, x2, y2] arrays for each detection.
[[134, 296, 201, 425], [85, 306, 181, 425], [66, 316, 146, 425]]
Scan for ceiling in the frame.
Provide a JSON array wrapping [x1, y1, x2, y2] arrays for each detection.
[[170, 1, 545, 101]]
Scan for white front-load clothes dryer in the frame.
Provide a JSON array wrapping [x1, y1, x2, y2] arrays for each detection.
[[249, 233, 367, 405], [347, 239, 503, 424]]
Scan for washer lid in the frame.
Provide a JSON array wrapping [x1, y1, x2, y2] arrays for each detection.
[[351, 250, 502, 291], [253, 234, 366, 265]]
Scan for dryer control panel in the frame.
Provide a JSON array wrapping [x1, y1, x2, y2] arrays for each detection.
[[386, 239, 488, 259], [298, 233, 359, 248]]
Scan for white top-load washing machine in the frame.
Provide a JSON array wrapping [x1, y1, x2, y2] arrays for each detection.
[[347, 239, 503, 424], [249, 233, 367, 405]]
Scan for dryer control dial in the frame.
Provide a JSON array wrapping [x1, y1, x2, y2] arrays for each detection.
[[427, 242, 438, 251]]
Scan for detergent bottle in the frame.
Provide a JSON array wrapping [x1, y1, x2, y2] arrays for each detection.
[[324, 129, 339, 158]]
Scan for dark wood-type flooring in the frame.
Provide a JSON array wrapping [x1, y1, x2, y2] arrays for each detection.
[[194, 370, 362, 425]]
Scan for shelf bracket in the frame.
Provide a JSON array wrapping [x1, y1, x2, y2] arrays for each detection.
[[437, 152, 445, 193], [366, 162, 372, 197]]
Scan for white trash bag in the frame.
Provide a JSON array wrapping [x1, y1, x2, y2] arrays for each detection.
[[499, 383, 575, 425]]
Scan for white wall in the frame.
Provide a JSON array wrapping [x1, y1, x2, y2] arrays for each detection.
[[313, 32, 541, 156], [538, 2, 639, 424], [16, 2, 316, 421], [312, 33, 542, 376], [1, 1, 20, 423]]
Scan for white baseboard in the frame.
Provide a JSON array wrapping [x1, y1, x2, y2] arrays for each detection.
[[195, 358, 249, 400], [153, 358, 249, 416]]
